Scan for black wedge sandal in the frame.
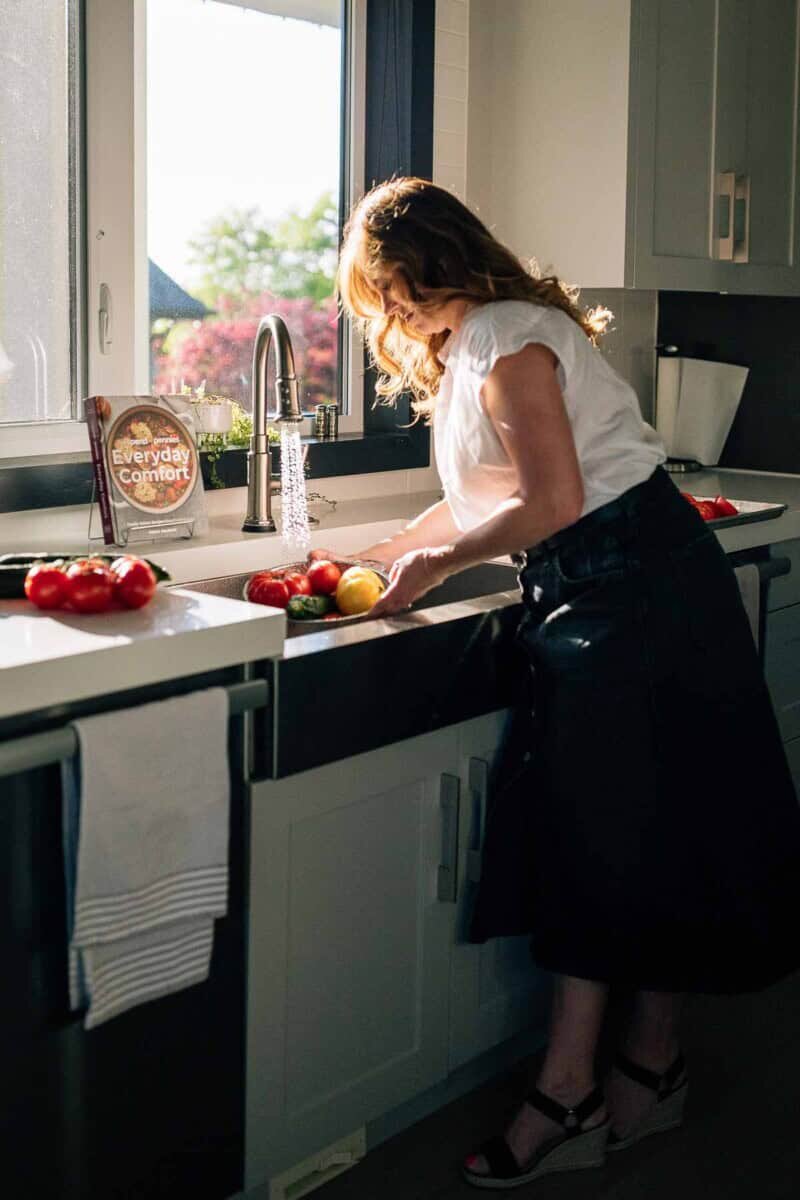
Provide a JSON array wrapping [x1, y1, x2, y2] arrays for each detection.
[[606, 1050, 688, 1152], [462, 1085, 609, 1190]]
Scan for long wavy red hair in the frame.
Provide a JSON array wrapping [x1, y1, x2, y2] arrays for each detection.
[[337, 177, 611, 421]]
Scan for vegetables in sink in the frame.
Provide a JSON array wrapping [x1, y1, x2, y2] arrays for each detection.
[[244, 560, 387, 623]]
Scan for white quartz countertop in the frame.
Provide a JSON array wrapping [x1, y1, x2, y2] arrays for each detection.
[[0, 587, 286, 721], [1, 468, 799, 724], [0, 489, 431, 586], [2, 470, 800, 580], [672, 467, 800, 552]]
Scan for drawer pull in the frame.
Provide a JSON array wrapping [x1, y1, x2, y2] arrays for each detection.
[[438, 773, 460, 903], [466, 757, 489, 884]]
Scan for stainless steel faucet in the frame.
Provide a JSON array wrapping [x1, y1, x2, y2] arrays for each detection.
[[242, 313, 304, 533]]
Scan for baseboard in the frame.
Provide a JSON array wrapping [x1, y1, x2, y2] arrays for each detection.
[[365, 1025, 547, 1153]]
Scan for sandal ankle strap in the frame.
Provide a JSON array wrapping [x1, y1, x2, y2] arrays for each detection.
[[525, 1084, 605, 1134], [615, 1050, 686, 1096]]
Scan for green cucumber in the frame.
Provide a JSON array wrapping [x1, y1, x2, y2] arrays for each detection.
[[286, 593, 335, 620]]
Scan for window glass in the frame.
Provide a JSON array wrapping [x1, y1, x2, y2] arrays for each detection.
[[147, 0, 342, 415], [0, 0, 76, 424]]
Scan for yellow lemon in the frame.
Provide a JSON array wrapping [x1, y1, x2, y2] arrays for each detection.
[[335, 566, 385, 615]]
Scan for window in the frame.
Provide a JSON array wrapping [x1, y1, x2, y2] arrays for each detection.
[[0, 0, 81, 428], [145, 0, 350, 418], [1, 0, 365, 454]]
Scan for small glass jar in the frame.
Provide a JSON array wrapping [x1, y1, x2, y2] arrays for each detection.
[[313, 403, 327, 439], [323, 403, 339, 439]]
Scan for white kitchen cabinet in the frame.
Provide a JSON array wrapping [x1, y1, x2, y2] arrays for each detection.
[[764, 603, 800, 743], [447, 711, 550, 1073], [478, 0, 800, 295], [244, 728, 459, 1189], [766, 539, 800, 612], [784, 735, 800, 801], [244, 712, 550, 1192]]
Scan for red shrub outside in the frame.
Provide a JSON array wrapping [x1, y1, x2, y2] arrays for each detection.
[[151, 292, 339, 410]]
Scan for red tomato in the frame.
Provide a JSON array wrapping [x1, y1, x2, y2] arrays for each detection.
[[65, 562, 115, 613], [284, 572, 313, 596], [307, 560, 342, 596], [711, 495, 738, 517], [70, 556, 112, 571], [694, 500, 718, 521], [681, 492, 702, 507], [113, 558, 157, 609], [110, 554, 139, 572], [247, 574, 290, 608], [24, 564, 69, 610], [246, 569, 275, 594]]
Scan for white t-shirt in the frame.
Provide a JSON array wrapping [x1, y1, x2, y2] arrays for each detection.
[[433, 299, 666, 533]]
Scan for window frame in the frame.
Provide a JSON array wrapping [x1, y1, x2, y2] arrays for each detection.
[[0, 0, 86, 455], [1, 0, 366, 459]]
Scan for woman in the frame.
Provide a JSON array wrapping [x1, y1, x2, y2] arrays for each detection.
[[316, 177, 800, 1190]]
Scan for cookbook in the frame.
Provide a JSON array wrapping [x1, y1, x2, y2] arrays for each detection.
[[85, 394, 208, 545]]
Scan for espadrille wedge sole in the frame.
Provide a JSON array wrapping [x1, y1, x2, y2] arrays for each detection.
[[463, 1120, 609, 1190], [607, 1050, 688, 1154], [463, 1084, 609, 1190]]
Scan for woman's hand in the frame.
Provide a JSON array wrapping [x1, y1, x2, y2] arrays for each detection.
[[306, 547, 390, 570], [307, 547, 344, 564], [369, 548, 450, 618]]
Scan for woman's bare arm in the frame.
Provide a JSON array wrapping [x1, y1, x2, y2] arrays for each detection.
[[355, 497, 460, 564], [370, 343, 584, 614], [438, 343, 584, 572], [310, 496, 461, 569]]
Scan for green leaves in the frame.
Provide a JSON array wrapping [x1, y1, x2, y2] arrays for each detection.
[[188, 192, 338, 305]]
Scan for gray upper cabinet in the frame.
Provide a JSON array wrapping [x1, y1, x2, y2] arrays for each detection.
[[726, 0, 799, 282], [630, 0, 720, 288], [477, 0, 800, 295], [630, 0, 800, 293]]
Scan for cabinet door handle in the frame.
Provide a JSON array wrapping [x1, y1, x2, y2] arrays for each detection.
[[716, 171, 735, 260], [466, 757, 489, 884], [733, 174, 750, 263], [716, 172, 750, 262], [438, 773, 460, 903]]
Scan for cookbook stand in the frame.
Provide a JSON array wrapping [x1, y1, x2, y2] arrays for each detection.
[[86, 482, 197, 551]]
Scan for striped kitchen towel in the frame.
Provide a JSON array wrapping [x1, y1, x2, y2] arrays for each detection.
[[61, 687, 229, 1029]]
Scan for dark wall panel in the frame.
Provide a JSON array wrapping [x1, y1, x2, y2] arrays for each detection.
[[658, 291, 800, 473]]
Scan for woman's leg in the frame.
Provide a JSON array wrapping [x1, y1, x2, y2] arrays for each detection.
[[605, 989, 687, 1137], [466, 974, 609, 1175]]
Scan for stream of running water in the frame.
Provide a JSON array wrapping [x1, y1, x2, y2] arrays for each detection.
[[279, 425, 311, 558]]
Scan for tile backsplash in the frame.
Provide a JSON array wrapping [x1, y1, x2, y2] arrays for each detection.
[[433, 0, 469, 197], [658, 292, 800, 474]]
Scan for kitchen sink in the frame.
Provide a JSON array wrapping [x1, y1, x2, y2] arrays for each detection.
[[180, 560, 519, 635], [176, 560, 527, 777]]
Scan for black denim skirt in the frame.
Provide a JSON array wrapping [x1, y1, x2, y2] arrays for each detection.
[[468, 465, 800, 993]]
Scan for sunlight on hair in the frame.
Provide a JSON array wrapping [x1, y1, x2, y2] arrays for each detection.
[[337, 178, 614, 423]]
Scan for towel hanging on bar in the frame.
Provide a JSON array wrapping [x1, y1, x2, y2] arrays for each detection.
[[0, 677, 268, 781], [61, 687, 232, 1029]]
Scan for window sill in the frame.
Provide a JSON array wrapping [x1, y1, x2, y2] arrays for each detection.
[[0, 430, 430, 514]]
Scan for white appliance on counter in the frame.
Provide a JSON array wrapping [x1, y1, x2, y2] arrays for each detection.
[[656, 354, 749, 472]]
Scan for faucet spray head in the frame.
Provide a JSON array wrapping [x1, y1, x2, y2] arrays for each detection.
[[275, 375, 303, 423]]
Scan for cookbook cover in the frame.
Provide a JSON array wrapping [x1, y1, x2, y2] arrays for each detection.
[[85, 394, 208, 545]]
